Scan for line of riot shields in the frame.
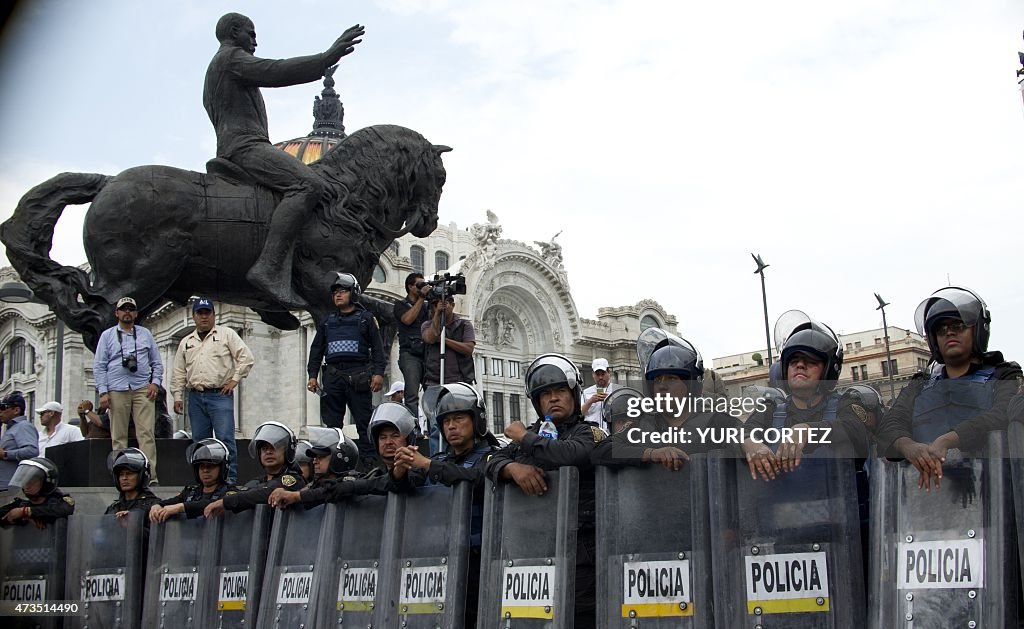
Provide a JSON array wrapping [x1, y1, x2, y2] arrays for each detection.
[[5, 430, 1024, 627]]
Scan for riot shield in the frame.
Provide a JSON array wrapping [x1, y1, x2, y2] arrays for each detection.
[[65, 511, 146, 629], [141, 515, 208, 628], [708, 453, 865, 628], [1010, 420, 1024, 613], [477, 466, 579, 629], [312, 494, 389, 629], [375, 483, 473, 628], [255, 504, 328, 629], [869, 431, 1017, 628], [209, 506, 272, 629], [0, 517, 67, 629], [595, 458, 712, 629]]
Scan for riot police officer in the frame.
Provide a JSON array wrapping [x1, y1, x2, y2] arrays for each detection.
[[485, 353, 606, 626], [105, 447, 162, 518], [269, 427, 359, 508], [742, 311, 870, 481], [294, 439, 314, 483], [599, 387, 645, 435], [0, 457, 75, 525], [150, 438, 239, 522], [306, 272, 386, 461], [592, 333, 740, 469], [204, 421, 306, 516], [875, 287, 1022, 490]]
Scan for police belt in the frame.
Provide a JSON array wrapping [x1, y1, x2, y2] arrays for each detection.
[[325, 361, 369, 375]]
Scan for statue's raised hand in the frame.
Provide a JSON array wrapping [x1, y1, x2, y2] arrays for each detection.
[[326, 24, 365, 65]]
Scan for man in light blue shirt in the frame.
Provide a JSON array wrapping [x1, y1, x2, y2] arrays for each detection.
[[93, 296, 164, 484], [0, 391, 39, 489]]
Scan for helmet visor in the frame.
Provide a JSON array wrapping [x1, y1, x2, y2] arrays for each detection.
[[186, 439, 229, 465], [525, 355, 580, 393], [914, 287, 984, 336], [370, 402, 417, 438], [108, 448, 149, 474], [9, 460, 48, 495], [435, 383, 481, 421], [601, 388, 643, 425], [248, 423, 293, 458], [774, 310, 838, 351], [636, 328, 697, 374], [307, 426, 345, 450]]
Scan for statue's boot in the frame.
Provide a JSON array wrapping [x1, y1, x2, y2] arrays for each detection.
[[247, 236, 307, 310]]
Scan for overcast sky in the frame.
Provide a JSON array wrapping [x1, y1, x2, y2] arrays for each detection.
[[1, 0, 1022, 362]]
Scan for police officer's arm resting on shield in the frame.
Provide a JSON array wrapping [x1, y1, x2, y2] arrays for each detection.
[[151, 438, 239, 522], [874, 287, 1022, 491], [485, 355, 605, 496], [1, 458, 74, 528], [205, 422, 305, 517]]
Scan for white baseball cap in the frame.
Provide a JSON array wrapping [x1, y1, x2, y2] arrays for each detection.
[[37, 401, 64, 414], [385, 381, 405, 397], [592, 358, 610, 372]]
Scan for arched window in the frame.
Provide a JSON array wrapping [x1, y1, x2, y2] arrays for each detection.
[[372, 264, 387, 284], [435, 250, 450, 273], [410, 245, 425, 274], [640, 315, 661, 332], [9, 338, 27, 375]]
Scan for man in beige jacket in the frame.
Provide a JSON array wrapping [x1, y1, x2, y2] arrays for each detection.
[[171, 298, 254, 483]]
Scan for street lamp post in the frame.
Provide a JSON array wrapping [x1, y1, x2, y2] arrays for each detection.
[[0, 281, 65, 403], [875, 293, 896, 401], [751, 254, 773, 366]]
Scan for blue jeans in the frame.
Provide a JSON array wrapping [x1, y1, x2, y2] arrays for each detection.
[[188, 389, 238, 483]]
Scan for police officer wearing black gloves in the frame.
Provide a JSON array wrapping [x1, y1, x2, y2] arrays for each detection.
[[592, 334, 740, 469], [269, 427, 359, 509], [204, 421, 305, 516], [484, 353, 606, 626], [150, 438, 239, 522], [874, 287, 1023, 490], [306, 272, 386, 461], [105, 448, 162, 518], [742, 311, 870, 481], [1, 457, 75, 525]]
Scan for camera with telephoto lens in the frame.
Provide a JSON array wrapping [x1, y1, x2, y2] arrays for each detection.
[[424, 272, 467, 303], [122, 355, 138, 373]]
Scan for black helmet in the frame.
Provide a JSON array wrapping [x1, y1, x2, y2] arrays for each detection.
[[294, 440, 314, 466], [185, 438, 229, 484], [644, 337, 704, 397], [775, 310, 843, 393], [306, 426, 360, 475], [840, 384, 884, 414], [636, 328, 694, 375], [369, 403, 418, 451], [914, 286, 990, 364], [601, 387, 644, 431], [248, 421, 298, 463], [524, 354, 583, 416], [10, 457, 59, 496], [108, 447, 151, 490], [330, 272, 362, 302], [741, 385, 787, 408], [434, 382, 488, 440]]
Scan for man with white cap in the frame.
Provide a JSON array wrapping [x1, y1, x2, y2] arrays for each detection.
[[36, 402, 83, 456], [581, 358, 618, 431], [385, 381, 405, 404]]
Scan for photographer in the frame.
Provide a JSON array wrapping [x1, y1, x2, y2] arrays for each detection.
[[77, 398, 112, 439], [421, 292, 476, 454], [93, 296, 164, 485], [392, 273, 430, 418]]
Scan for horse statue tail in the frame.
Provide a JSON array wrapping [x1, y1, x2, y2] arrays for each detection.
[[0, 172, 113, 349]]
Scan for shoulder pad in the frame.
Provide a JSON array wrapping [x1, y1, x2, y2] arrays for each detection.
[[62, 495, 75, 506], [590, 426, 607, 442], [281, 474, 298, 487]]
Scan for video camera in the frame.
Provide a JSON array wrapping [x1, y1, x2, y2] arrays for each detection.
[[423, 272, 467, 303]]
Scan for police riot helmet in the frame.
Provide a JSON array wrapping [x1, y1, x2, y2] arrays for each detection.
[[840, 384, 884, 415], [107, 447, 151, 490], [741, 385, 788, 408], [775, 310, 843, 392], [434, 382, 488, 439], [601, 387, 644, 432], [10, 457, 59, 496], [294, 440, 314, 465], [369, 402, 417, 451], [330, 272, 362, 302], [913, 286, 990, 363], [306, 426, 360, 475], [173, 429, 192, 440], [644, 337, 704, 397], [186, 438, 229, 484], [636, 328, 693, 375], [524, 353, 583, 416], [248, 421, 298, 463]]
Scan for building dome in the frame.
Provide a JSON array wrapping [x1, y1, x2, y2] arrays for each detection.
[[273, 65, 346, 164]]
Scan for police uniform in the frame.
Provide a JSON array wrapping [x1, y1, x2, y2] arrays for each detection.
[[222, 465, 305, 512], [105, 489, 162, 515], [307, 304, 386, 460], [745, 392, 870, 458], [875, 352, 1023, 456], [591, 410, 741, 467], [159, 482, 240, 518], [0, 489, 75, 524], [484, 414, 605, 625]]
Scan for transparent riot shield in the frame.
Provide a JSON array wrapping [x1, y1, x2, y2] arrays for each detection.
[[0, 517, 67, 629], [375, 483, 473, 628], [141, 515, 208, 628], [209, 506, 272, 629], [65, 511, 145, 629], [253, 504, 326, 629], [708, 453, 865, 628], [1010, 420, 1024, 612], [312, 494, 389, 629], [478, 466, 579, 629], [869, 431, 1017, 628], [595, 458, 712, 629]]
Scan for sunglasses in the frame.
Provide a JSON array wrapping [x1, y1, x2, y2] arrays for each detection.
[[934, 321, 969, 336], [117, 305, 137, 312]]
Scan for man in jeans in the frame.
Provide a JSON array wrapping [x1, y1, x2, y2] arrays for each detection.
[[171, 298, 255, 483], [392, 273, 430, 418]]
